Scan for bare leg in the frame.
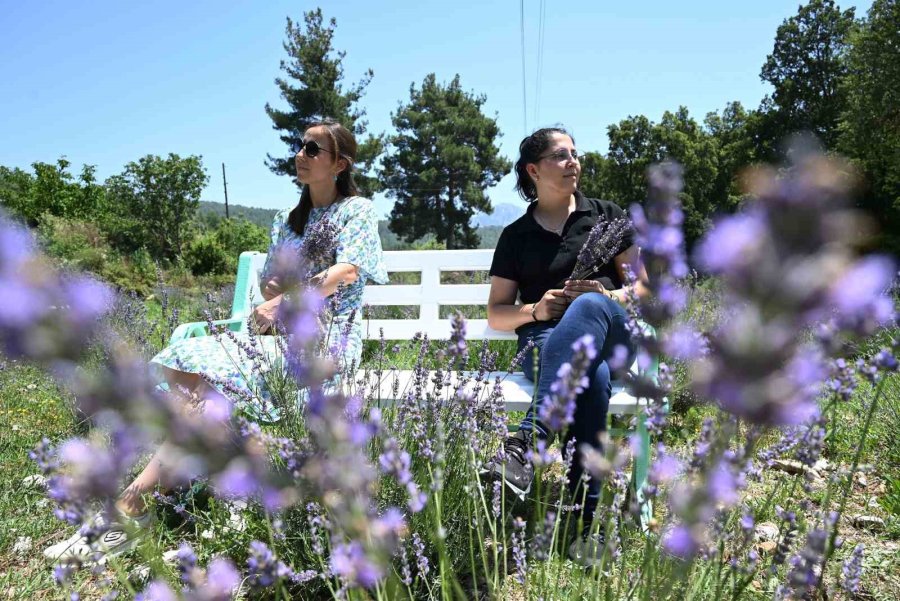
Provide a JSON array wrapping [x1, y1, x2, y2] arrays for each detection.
[[114, 367, 206, 517]]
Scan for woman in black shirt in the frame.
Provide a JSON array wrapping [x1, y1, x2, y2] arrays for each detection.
[[485, 127, 651, 563]]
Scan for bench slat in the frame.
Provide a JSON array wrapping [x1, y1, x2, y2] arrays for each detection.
[[364, 284, 490, 305], [355, 369, 643, 415], [361, 319, 516, 341]]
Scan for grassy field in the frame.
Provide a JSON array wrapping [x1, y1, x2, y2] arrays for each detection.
[[1, 289, 899, 599]]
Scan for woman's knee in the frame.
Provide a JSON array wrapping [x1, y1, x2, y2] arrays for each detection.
[[567, 291, 615, 317]]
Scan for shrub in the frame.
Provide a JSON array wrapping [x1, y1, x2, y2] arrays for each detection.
[[184, 232, 230, 275]]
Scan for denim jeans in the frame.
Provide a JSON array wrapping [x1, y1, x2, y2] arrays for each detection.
[[515, 292, 634, 518]]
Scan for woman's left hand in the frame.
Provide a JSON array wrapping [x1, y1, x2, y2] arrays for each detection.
[[563, 279, 612, 302], [252, 297, 281, 333]]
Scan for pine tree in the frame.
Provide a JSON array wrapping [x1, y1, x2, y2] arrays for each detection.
[[264, 9, 382, 196], [381, 74, 511, 249]]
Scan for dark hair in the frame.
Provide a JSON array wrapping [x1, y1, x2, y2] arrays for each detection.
[[288, 119, 359, 236], [513, 126, 574, 201]]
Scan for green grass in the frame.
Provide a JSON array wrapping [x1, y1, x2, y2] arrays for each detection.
[[3, 291, 900, 599]]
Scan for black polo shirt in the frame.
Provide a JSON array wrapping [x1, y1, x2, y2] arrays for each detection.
[[489, 191, 635, 306]]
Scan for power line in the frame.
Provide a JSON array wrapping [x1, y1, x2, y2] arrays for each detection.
[[534, 0, 546, 126], [520, 0, 528, 135]]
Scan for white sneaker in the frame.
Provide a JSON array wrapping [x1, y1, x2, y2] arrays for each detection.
[[43, 511, 155, 564]]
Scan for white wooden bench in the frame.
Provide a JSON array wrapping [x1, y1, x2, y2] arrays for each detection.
[[170, 249, 656, 524]]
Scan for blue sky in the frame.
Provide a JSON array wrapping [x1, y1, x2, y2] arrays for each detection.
[[0, 0, 872, 218]]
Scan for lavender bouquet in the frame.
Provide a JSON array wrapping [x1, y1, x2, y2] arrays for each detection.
[[569, 216, 632, 282]]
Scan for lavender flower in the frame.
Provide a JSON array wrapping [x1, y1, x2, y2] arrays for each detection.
[[570, 216, 632, 281], [176, 542, 199, 584], [840, 543, 864, 596], [135, 581, 177, 601], [330, 541, 382, 589], [538, 335, 597, 432], [412, 533, 429, 579], [247, 540, 294, 588], [511, 517, 527, 584]]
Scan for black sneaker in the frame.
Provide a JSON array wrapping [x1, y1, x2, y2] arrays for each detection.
[[481, 430, 534, 499]]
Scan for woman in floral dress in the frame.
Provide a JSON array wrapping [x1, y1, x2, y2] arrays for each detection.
[[45, 119, 388, 562]]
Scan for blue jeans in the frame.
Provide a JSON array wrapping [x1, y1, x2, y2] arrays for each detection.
[[516, 292, 634, 518]]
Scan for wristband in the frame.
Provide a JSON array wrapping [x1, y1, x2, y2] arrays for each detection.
[[530, 302, 539, 322]]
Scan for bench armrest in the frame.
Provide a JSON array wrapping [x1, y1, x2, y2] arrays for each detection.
[[168, 317, 245, 346]]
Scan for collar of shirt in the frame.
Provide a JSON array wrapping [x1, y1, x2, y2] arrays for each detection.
[[522, 190, 594, 234]]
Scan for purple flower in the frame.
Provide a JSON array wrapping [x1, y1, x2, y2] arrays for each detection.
[[708, 461, 741, 507], [570, 216, 633, 280], [695, 212, 766, 276], [538, 335, 596, 432], [649, 447, 682, 486], [61, 276, 114, 328], [196, 557, 241, 600], [247, 540, 294, 588], [0, 218, 35, 274], [412, 533, 429, 579], [840, 543, 864, 595], [511, 517, 527, 584], [213, 458, 260, 499], [662, 324, 708, 360], [330, 541, 382, 589], [176, 542, 199, 584], [663, 524, 701, 559], [828, 255, 896, 334], [135, 581, 177, 601]]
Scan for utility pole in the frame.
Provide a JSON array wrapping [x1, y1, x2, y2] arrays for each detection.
[[222, 163, 230, 219]]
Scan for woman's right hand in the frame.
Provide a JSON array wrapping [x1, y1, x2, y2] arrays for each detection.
[[533, 289, 569, 321], [262, 277, 283, 301]]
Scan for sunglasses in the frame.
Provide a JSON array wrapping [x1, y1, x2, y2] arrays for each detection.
[[298, 139, 336, 158]]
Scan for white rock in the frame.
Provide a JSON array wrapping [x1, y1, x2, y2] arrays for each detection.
[[813, 458, 829, 473], [771, 459, 805, 475], [851, 515, 885, 531], [755, 522, 780, 541], [162, 549, 180, 565], [128, 564, 151, 584], [22, 474, 48, 489], [12, 536, 32, 556]]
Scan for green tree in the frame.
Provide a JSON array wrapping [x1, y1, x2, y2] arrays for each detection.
[[380, 74, 511, 249], [601, 108, 720, 246], [577, 151, 613, 201], [604, 115, 659, 207], [758, 0, 856, 151], [704, 101, 758, 213], [264, 9, 383, 196], [0, 159, 106, 225], [0, 166, 35, 222], [838, 0, 900, 253], [104, 154, 208, 261]]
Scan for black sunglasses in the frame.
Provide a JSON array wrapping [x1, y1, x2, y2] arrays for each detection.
[[298, 139, 336, 158]]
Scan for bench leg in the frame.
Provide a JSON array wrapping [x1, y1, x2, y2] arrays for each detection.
[[632, 410, 652, 531]]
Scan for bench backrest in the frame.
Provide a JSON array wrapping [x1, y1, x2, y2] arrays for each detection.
[[230, 250, 515, 341]]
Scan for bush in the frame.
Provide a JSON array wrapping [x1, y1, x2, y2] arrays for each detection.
[[184, 232, 230, 275], [37, 213, 109, 265]]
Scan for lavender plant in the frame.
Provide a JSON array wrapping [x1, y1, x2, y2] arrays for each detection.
[[10, 147, 898, 599]]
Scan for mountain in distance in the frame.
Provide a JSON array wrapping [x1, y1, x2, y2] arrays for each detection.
[[199, 200, 508, 249], [198, 201, 278, 229], [473, 203, 523, 227]]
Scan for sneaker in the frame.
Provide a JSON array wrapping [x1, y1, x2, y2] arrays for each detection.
[[567, 528, 607, 568], [480, 430, 535, 499], [43, 511, 155, 564]]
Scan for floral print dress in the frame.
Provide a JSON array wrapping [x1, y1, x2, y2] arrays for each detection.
[[151, 196, 388, 417]]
